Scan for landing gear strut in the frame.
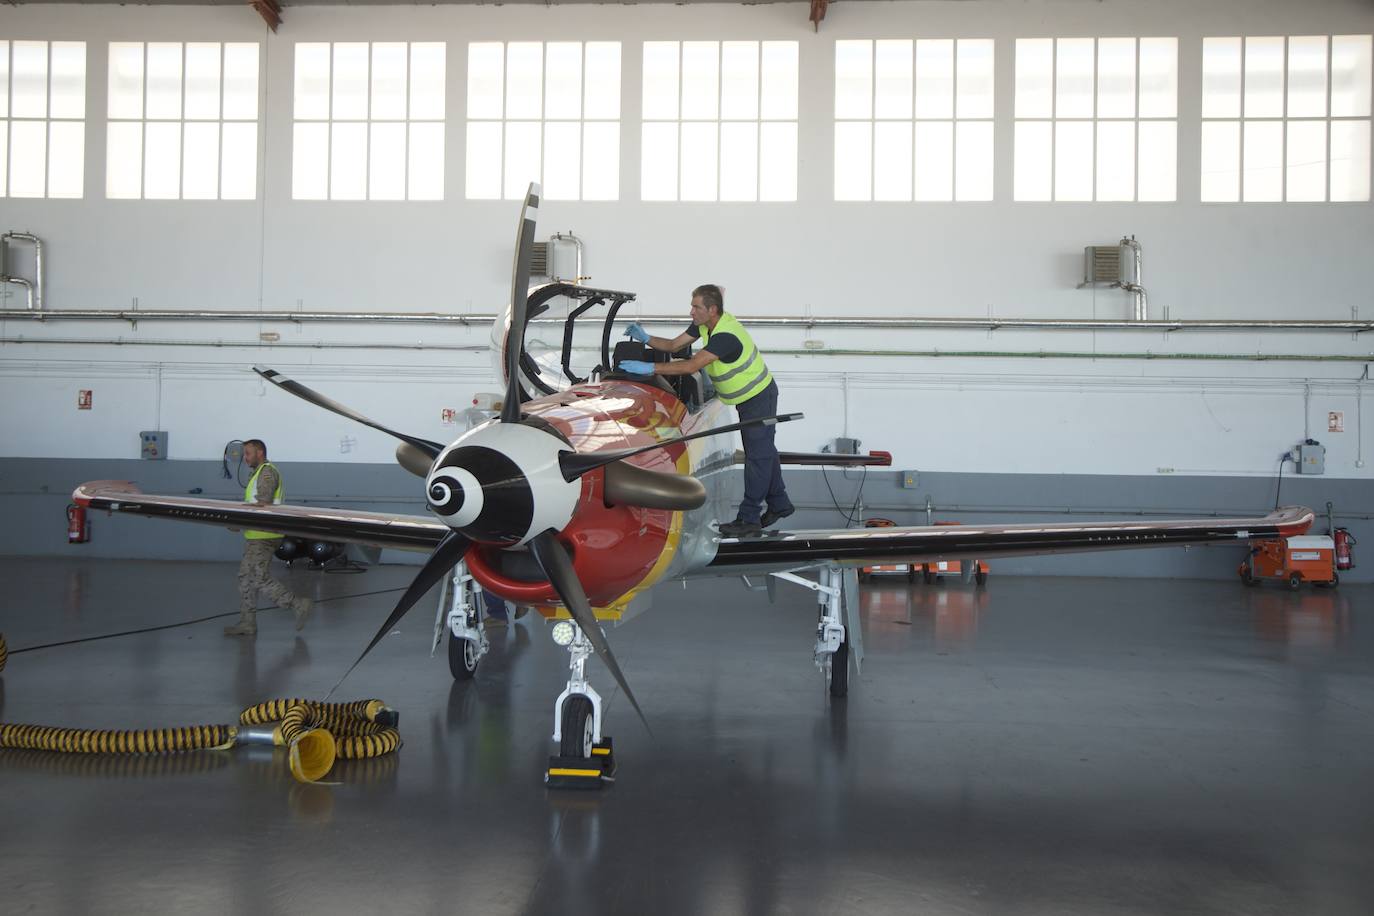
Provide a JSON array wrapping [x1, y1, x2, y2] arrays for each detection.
[[767, 564, 863, 698], [545, 622, 616, 788], [431, 561, 489, 680]]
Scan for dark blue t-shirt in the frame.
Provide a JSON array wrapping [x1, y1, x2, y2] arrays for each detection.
[[685, 323, 743, 363]]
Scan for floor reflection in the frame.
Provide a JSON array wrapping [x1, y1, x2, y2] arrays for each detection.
[[1246, 586, 1353, 653], [862, 579, 989, 651]]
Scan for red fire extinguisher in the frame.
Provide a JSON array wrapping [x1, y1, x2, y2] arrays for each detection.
[[1334, 528, 1356, 570], [67, 504, 90, 544]]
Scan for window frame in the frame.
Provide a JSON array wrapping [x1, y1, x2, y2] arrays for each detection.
[[1, 40, 87, 200], [291, 41, 447, 202], [1012, 36, 1179, 203]]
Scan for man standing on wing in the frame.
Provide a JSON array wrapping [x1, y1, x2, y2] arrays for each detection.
[[617, 283, 794, 538]]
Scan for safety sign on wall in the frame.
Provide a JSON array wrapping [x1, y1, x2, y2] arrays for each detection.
[[77, 389, 92, 410], [1329, 411, 1344, 433]]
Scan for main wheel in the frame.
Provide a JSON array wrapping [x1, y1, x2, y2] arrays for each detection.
[[1239, 563, 1258, 586], [922, 566, 935, 585], [560, 694, 595, 758], [829, 639, 849, 698], [1287, 573, 1302, 590], [974, 567, 988, 587], [448, 632, 479, 680]]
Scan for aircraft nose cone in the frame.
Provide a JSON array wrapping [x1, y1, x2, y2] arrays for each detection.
[[425, 423, 579, 546], [426, 462, 484, 525]]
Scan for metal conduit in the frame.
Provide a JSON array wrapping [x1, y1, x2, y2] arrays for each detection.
[[2, 336, 1370, 363], [1, 309, 1371, 333]]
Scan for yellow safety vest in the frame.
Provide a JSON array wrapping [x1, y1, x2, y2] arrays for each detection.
[[243, 462, 284, 540], [699, 312, 773, 406]]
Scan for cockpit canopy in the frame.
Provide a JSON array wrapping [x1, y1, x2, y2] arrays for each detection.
[[494, 282, 714, 411]]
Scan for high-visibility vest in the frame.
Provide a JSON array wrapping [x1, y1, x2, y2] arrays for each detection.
[[699, 312, 773, 406], [243, 462, 284, 540]]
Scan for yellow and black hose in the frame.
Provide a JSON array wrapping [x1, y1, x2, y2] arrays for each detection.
[[0, 723, 235, 754], [1, 633, 8, 673], [0, 696, 401, 784]]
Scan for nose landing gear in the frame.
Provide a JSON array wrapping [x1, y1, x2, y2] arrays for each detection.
[[546, 622, 617, 789], [432, 562, 490, 680]]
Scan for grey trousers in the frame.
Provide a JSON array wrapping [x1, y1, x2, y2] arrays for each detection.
[[238, 538, 295, 615]]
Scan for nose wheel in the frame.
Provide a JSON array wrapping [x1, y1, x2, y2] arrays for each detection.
[[431, 562, 489, 681], [545, 622, 616, 788]]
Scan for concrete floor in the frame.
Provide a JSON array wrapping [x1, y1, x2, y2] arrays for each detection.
[[1, 556, 1372, 915]]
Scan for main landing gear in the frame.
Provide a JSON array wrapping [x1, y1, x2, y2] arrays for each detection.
[[431, 561, 490, 680], [544, 620, 617, 789], [765, 564, 864, 698]]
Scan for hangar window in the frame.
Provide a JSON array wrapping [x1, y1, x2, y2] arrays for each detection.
[[640, 41, 798, 202], [291, 42, 445, 201], [1013, 37, 1178, 202], [1201, 35, 1371, 202], [466, 41, 621, 201], [107, 43, 259, 200], [834, 39, 994, 202], [0, 41, 86, 199]]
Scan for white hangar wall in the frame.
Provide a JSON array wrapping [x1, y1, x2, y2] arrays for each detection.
[[0, 0, 1370, 571]]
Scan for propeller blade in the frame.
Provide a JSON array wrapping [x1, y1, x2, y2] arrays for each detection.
[[326, 529, 472, 698], [395, 442, 434, 478], [528, 529, 652, 737], [255, 366, 444, 460], [501, 183, 541, 423], [558, 412, 804, 481], [603, 461, 707, 510]]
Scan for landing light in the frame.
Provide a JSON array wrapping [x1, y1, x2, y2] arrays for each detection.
[[550, 620, 577, 647]]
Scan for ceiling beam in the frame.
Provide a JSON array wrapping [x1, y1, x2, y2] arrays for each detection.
[[809, 0, 828, 32], [250, 0, 281, 32]]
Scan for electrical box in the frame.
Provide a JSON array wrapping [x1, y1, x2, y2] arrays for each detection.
[[833, 437, 860, 455], [1297, 441, 1325, 475], [901, 470, 919, 489], [140, 430, 168, 460]]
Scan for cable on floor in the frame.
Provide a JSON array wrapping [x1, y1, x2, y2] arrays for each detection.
[[3, 585, 408, 657]]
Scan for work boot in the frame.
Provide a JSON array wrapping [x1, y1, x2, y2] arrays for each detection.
[[760, 505, 795, 528], [223, 611, 257, 637], [292, 596, 314, 631], [718, 518, 763, 538]]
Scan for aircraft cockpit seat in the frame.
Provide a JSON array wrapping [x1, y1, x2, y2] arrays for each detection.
[[607, 341, 675, 395], [675, 371, 703, 411]]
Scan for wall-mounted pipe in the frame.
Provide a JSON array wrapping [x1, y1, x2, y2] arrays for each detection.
[[1117, 235, 1147, 321], [3, 335, 1370, 363], [549, 232, 585, 284], [0, 276, 35, 312], [1, 231, 43, 313], [0, 309, 1371, 334]]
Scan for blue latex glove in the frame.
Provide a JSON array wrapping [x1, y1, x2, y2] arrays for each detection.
[[618, 360, 654, 376], [624, 323, 651, 344]]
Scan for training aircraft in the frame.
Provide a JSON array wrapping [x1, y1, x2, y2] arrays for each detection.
[[74, 184, 1314, 786]]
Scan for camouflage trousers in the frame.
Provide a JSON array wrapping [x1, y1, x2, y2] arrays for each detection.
[[238, 538, 296, 615]]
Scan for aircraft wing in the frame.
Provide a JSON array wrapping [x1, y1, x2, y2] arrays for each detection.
[[73, 482, 446, 552], [706, 507, 1313, 572]]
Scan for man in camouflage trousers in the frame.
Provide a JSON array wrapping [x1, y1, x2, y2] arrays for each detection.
[[224, 439, 314, 637]]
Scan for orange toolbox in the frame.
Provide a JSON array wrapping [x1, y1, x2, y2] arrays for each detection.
[[919, 521, 989, 587], [1239, 535, 1339, 589], [860, 518, 916, 581]]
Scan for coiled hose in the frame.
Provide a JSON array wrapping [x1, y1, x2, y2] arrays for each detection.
[[0, 697, 400, 784], [237, 699, 402, 782]]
